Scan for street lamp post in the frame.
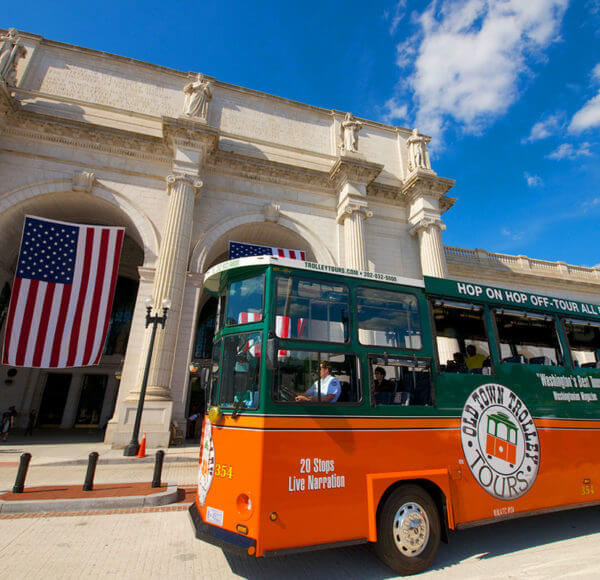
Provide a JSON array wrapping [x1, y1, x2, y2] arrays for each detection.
[[123, 297, 171, 457]]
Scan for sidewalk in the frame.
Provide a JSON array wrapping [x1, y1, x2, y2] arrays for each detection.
[[0, 429, 199, 513]]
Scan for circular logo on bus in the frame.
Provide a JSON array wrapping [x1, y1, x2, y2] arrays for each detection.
[[461, 384, 540, 500], [197, 416, 215, 506]]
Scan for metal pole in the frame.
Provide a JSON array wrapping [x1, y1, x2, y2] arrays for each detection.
[[152, 450, 165, 488], [12, 452, 31, 493], [123, 315, 159, 456], [83, 452, 99, 491]]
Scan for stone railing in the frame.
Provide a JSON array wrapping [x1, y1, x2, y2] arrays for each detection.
[[445, 246, 600, 283]]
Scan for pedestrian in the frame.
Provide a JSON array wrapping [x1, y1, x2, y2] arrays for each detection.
[[25, 409, 37, 436], [1, 406, 17, 440]]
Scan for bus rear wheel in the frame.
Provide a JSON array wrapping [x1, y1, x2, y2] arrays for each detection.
[[375, 484, 441, 575]]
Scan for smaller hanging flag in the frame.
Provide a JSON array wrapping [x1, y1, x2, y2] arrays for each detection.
[[229, 241, 306, 261]]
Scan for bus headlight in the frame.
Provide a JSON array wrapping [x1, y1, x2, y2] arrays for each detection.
[[208, 406, 222, 424]]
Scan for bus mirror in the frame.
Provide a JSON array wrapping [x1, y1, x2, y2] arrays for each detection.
[[266, 336, 279, 370]]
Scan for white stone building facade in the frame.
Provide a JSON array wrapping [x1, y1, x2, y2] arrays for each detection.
[[0, 29, 598, 447]]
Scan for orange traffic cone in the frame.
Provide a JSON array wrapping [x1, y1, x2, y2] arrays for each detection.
[[136, 433, 147, 458]]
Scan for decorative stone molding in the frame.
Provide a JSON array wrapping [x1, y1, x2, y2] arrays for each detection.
[[166, 173, 203, 198], [72, 170, 95, 193], [3, 114, 170, 161], [329, 156, 383, 189], [336, 200, 373, 224], [402, 168, 455, 202], [162, 116, 219, 155], [263, 202, 281, 223], [409, 216, 446, 237], [0, 79, 19, 129]]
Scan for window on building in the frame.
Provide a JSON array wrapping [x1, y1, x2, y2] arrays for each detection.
[[564, 319, 600, 368], [369, 355, 432, 406], [275, 276, 349, 343], [432, 300, 491, 374], [356, 287, 422, 349], [226, 275, 264, 326], [104, 276, 138, 355], [494, 309, 562, 366], [273, 351, 360, 404], [218, 332, 261, 409]]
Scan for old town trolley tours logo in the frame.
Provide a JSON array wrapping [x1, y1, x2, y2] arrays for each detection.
[[461, 384, 540, 500], [197, 416, 215, 506]]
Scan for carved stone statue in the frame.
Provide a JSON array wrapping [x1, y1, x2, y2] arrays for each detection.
[[183, 74, 213, 120], [407, 128, 431, 171], [0, 28, 27, 86], [341, 113, 362, 152]]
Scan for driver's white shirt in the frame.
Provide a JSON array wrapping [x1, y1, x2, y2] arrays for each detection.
[[306, 374, 341, 402]]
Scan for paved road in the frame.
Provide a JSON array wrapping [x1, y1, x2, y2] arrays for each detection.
[[1, 505, 599, 579]]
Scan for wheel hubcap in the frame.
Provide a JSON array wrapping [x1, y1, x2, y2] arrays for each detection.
[[392, 501, 430, 557]]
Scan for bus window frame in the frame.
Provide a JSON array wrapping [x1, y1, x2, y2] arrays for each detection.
[[271, 347, 363, 407], [491, 307, 566, 368], [272, 273, 352, 346], [224, 272, 266, 329], [428, 297, 496, 377], [560, 316, 600, 370], [367, 353, 435, 408], [355, 285, 424, 352], [208, 338, 222, 408]]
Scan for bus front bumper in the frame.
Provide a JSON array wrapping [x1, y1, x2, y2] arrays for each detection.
[[189, 502, 257, 556]]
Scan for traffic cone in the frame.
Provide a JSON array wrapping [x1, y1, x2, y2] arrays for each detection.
[[136, 433, 147, 458]]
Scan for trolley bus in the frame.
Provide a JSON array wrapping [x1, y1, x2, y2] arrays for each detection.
[[190, 255, 600, 574]]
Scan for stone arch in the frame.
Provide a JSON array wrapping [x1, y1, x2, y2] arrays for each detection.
[[0, 178, 159, 266], [190, 211, 336, 274]]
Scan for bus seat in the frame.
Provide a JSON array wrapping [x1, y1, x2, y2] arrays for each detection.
[[503, 355, 527, 364], [582, 362, 597, 368], [338, 381, 354, 402], [529, 356, 552, 365], [375, 392, 393, 405]]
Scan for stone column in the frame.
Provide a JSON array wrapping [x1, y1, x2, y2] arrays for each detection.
[[140, 173, 202, 400], [330, 155, 382, 270], [404, 169, 455, 280], [410, 217, 448, 278]]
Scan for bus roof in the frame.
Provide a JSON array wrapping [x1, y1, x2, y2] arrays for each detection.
[[425, 275, 600, 321], [203, 256, 425, 294]]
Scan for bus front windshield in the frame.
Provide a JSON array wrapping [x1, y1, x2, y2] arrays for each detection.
[[216, 331, 261, 409]]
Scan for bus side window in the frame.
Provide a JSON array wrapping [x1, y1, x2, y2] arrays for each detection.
[[563, 319, 600, 368], [494, 309, 563, 366], [370, 357, 432, 406], [273, 351, 361, 404], [432, 300, 492, 374]]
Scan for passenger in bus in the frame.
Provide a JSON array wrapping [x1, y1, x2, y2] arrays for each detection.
[[465, 345, 487, 371], [446, 352, 468, 373], [295, 361, 341, 403], [373, 367, 394, 394]]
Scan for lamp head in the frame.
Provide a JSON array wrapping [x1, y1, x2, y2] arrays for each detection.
[[161, 298, 172, 309]]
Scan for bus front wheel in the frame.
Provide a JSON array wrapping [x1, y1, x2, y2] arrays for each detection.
[[375, 484, 441, 575]]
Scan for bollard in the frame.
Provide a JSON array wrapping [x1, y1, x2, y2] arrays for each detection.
[[12, 452, 32, 494], [83, 451, 99, 491], [152, 450, 165, 488]]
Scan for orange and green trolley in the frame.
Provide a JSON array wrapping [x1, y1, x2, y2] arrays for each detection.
[[189, 256, 600, 575]]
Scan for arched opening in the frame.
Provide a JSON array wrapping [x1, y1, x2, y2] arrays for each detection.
[[0, 191, 145, 433]]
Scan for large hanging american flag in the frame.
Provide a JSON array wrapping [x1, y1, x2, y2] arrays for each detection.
[[2, 216, 125, 368], [229, 241, 306, 261]]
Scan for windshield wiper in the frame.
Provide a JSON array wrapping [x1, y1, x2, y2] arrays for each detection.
[[231, 399, 245, 418]]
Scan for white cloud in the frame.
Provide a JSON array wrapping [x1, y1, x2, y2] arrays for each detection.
[[568, 62, 600, 133], [384, 1, 407, 36], [501, 227, 523, 241], [547, 142, 593, 159], [524, 172, 543, 187], [522, 114, 563, 143], [381, 97, 409, 124], [400, 0, 568, 139]]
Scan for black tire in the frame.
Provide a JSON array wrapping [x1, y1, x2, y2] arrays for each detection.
[[374, 484, 441, 575]]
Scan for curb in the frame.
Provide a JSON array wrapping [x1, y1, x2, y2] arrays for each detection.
[[0, 482, 179, 513], [34, 456, 198, 467]]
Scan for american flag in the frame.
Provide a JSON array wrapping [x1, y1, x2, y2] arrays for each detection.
[[2, 216, 125, 368], [229, 241, 306, 261], [276, 315, 306, 358]]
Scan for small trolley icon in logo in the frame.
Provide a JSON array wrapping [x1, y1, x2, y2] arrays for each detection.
[[461, 383, 540, 500]]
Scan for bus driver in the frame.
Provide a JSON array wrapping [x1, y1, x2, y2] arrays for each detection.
[[295, 361, 341, 403]]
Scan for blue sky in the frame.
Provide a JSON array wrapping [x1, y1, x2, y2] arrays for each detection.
[[4, 1, 600, 266]]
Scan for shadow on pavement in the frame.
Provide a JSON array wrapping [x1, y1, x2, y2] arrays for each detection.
[[222, 505, 600, 579]]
